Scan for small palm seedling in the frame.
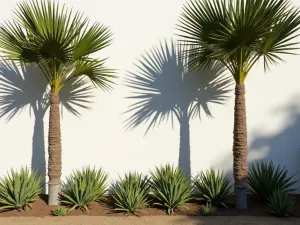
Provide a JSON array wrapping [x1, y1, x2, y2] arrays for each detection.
[[112, 172, 150, 214], [268, 189, 296, 217], [52, 205, 67, 216], [0, 167, 43, 211], [248, 161, 297, 202], [60, 166, 108, 212], [201, 203, 216, 216], [150, 164, 193, 215], [193, 169, 232, 207]]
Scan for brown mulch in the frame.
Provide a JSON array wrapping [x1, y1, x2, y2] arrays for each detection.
[[0, 194, 299, 217]]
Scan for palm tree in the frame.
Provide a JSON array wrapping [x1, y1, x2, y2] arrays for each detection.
[[125, 40, 232, 175], [177, 0, 300, 209], [0, 60, 94, 194], [0, 0, 115, 205]]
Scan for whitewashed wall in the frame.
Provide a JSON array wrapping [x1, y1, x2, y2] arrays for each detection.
[[0, 0, 300, 192]]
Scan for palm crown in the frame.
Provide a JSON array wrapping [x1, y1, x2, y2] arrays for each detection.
[[177, 0, 300, 84], [0, 0, 115, 92]]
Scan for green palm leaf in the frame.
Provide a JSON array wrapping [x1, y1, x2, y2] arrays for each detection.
[[0, 0, 116, 92], [177, 0, 300, 83]]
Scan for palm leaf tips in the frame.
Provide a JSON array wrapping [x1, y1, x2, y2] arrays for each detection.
[[0, 0, 116, 92]]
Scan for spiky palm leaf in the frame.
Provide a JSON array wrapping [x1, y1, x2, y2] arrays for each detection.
[[0, 0, 115, 93], [177, 0, 300, 84]]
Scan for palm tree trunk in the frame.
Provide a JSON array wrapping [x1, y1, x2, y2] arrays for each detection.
[[48, 91, 62, 205], [233, 84, 248, 210], [178, 107, 191, 176]]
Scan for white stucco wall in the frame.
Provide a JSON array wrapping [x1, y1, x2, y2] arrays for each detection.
[[0, 0, 300, 192]]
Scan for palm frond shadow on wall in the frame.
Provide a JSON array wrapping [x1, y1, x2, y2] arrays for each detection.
[[124, 40, 234, 176], [0, 60, 94, 193]]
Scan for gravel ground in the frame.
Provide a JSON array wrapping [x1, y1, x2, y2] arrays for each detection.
[[0, 216, 299, 225]]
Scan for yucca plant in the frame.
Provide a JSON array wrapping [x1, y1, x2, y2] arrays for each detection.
[[201, 203, 217, 216], [150, 164, 193, 215], [0, 167, 43, 211], [193, 169, 232, 207], [112, 172, 150, 214], [52, 205, 67, 216], [268, 189, 296, 217], [248, 161, 297, 202], [60, 167, 108, 212]]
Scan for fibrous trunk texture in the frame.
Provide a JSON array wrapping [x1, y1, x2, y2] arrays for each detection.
[[48, 92, 62, 205], [178, 107, 191, 176], [233, 84, 248, 210]]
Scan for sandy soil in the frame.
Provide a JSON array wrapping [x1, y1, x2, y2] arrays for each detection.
[[0, 216, 299, 225], [1, 194, 300, 217]]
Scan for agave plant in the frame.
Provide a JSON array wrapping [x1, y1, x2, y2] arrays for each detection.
[[248, 161, 297, 202], [150, 164, 193, 215], [51, 205, 67, 216], [201, 203, 217, 216], [268, 189, 296, 217], [60, 167, 108, 212], [193, 169, 232, 207], [0, 167, 43, 211], [112, 172, 150, 214]]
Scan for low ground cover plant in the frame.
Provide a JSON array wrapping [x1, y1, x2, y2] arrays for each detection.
[[112, 172, 150, 214], [150, 164, 193, 215], [52, 205, 67, 216], [248, 161, 297, 202], [193, 169, 232, 207], [0, 167, 43, 211], [201, 203, 217, 216], [268, 189, 296, 217], [60, 166, 108, 212]]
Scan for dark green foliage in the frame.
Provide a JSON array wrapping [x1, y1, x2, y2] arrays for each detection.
[[268, 189, 296, 217], [112, 172, 150, 214], [0, 167, 43, 211], [248, 161, 297, 202], [60, 166, 108, 212], [52, 205, 67, 216], [193, 169, 232, 207], [201, 203, 217, 216], [150, 164, 193, 215]]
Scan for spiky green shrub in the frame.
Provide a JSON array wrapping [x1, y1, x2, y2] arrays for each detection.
[[193, 169, 232, 207], [201, 203, 216, 216], [60, 166, 108, 212], [52, 205, 67, 216], [0, 167, 43, 211], [268, 189, 296, 217], [112, 172, 150, 214], [248, 161, 297, 202], [150, 164, 193, 215]]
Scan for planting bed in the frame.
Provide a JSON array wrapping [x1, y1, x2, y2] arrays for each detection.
[[1, 194, 300, 217]]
